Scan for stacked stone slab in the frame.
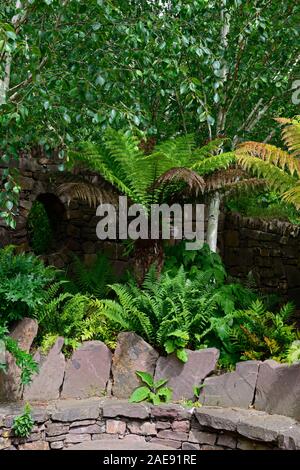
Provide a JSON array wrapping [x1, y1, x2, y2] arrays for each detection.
[[1, 399, 300, 450]]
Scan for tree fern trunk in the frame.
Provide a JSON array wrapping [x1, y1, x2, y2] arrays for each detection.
[[206, 192, 220, 252], [133, 239, 164, 285]]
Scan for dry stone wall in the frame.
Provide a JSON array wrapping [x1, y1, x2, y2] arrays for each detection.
[[0, 399, 300, 450], [220, 212, 300, 306], [0, 154, 129, 274]]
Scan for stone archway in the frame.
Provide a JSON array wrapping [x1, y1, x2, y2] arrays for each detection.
[[34, 193, 67, 250]]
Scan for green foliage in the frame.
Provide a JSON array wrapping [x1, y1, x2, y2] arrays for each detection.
[[164, 242, 226, 283], [1, 1, 299, 227], [0, 325, 38, 385], [66, 130, 211, 210], [102, 245, 256, 362], [36, 289, 118, 352], [181, 385, 204, 409], [285, 340, 300, 365], [67, 253, 116, 298], [27, 201, 53, 254], [0, 246, 57, 324], [12, 404, 34, 438], [199, 300, 297, 367], [226, 191, 300, 224], [129, 371, 172, 405]]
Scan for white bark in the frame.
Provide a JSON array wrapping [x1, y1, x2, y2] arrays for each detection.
[[0, 59, 11, 105], [216, 0, 230, 135], [0, 1, 23, 105], [207, 2, 229, 252], [206, 191, 220, 253]]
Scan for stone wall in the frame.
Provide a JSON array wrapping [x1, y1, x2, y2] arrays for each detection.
[[2, 155, 300, 303], [1, 398, 300, 451], [0, 154, 129, 274], [2, 322, 300, 424], [220, 212, 300, 306]]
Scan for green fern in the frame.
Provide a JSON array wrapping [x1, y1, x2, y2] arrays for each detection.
[[68, 253, 116, 298], [236, 117, 300, 209], [63, 130, 232, 211], [0, 246, 57, 324], [101, 246, 256, 362], [202, 299, 297, 365]]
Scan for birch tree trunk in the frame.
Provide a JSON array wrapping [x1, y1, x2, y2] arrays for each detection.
[[0, 1, 23, 105], [207, 1, 230, 252], [206, 191, 220, 252]]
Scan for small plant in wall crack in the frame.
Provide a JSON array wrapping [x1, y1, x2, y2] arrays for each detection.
[[181, 384, 204, 409], [12, 403, 34, 438], [129, 371, 172, 405]]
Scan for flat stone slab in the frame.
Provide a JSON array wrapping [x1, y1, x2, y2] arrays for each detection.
[[65, 436, 173, 450], [112, 332, 159, 399], [102, 399, 149, 419], [51, 398, 101, 422], [195, 406, 300, 449], [254, 360, 300, 421], [154, 348, 219, 401], [61, 341, 112, 399], [23, 337, 65, 401], [200, 361, 260, 408], [1, 398, 300, 450]]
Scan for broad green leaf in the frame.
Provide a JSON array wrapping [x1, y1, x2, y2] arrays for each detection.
[[135, 370, 154, 387], [157, 387, 172, 402], [154, 378, 168, 389], [129, 386, 150, 403], [149, 392, 161, 405]]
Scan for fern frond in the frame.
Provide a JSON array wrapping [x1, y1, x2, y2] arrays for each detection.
[[155, 167, 205, 196], [205, 168, 248, 192], [236, 155, 296, 194], [275, 116, 300, 157], [56, 181, 115, 208], [192, 152, 235, 175], [237, 142, 300, 177], [282, 183, 300, 209]]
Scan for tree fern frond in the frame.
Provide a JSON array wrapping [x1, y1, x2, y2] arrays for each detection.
[[56, 181, 115, 207], [237, 155, 296, 193], [155, 167, 205, 196], [205, 168, 248, 192], [153, 134, 196, 164], [237, 142, 300, 177], [275, 116, 300, 157], [222, 177, 266, 197], [282, 183, 300, 209], [192, 152, 235, 175]]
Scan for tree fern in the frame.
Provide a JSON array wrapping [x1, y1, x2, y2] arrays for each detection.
[[236, 117, 300, 209]]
